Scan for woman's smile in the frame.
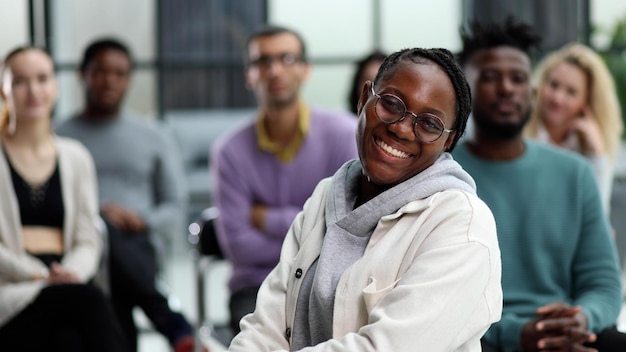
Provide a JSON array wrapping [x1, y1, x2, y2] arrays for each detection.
[[374, 136, 412, 159]]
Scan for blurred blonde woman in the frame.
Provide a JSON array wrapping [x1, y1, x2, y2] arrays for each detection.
[[0, 46, 128, 351], [525, 42, 623, 211]]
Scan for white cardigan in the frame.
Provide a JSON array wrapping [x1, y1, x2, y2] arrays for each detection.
[[0, 136, 102, 327], [229, 178, 502, 352]]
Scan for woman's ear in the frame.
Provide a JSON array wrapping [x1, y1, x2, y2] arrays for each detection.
[[357, 80, 373, 116], [444, 131, 457, 151]]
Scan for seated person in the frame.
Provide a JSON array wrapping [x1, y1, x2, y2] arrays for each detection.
[[228, 47, 502, 351], [0, 46, 128, 352], [454, 17, 626, 352], [55, 38, 204, 352], [525, 42, 624, 212], [211, 25, 358, 335]]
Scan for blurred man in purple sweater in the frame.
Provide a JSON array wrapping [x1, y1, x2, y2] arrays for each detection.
[[211, 25, 358, 336]]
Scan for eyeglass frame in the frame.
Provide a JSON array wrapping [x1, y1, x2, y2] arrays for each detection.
[[248, 53, 305, 69], [370, 84, 454, 143]]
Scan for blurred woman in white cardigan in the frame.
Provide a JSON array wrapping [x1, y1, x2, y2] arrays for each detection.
[[0, 46, 127, 352]]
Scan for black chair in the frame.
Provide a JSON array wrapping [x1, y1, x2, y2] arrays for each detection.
[[187, 207, 233, 349], [188, 207, 224, 261]]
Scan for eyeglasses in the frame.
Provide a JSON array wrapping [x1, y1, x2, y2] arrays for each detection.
[[371, 85, 454, 143], [250, 53, 304, 69]]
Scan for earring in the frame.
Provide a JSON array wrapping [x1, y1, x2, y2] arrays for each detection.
[[2, 67, 15, 135], [7, 107, 15, 136]]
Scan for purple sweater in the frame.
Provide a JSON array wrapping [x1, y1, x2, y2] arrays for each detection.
[[211, 107, 358, 292]]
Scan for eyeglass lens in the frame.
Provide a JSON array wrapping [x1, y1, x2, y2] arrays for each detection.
[[376, 94, 446, 142], [252, 53, 302, 68]]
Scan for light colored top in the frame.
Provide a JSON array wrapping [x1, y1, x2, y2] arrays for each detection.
[[535, 124, 614, 212], [0, 136, 102, 327], [228, 162, 502, 351]]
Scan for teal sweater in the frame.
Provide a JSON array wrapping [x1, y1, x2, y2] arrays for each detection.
[[453, 140, 622, 351]]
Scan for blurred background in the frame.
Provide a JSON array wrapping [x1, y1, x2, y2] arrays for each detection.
[[1, 1, 626, 350], [1, 0, 625, 215], [0, 1, 623, 120]]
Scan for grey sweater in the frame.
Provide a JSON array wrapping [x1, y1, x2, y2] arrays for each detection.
[[56, 113, 187, 239]]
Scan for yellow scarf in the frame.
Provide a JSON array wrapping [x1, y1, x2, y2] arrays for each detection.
[[255, 103, 310, 163]]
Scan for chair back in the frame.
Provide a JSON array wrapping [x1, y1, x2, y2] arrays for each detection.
[[189, 207, 223, 258]]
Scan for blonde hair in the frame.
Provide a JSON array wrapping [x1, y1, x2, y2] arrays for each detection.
[[0, 104, 8, 132], [525, 42, 624, 160]]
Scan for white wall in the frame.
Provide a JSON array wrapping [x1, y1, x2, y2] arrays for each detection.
[[269, 0, 461, 112], [51, 0, 156, 121], [0, 0, 624, 119], [591, 0, 626, 49], [0, 0, 29, 60]]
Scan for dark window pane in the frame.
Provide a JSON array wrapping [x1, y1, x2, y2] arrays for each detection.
[[158, 0, 266, 110], [161, 67, 254, 109]]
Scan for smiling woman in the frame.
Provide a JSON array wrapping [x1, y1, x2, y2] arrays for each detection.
[[227, 48, 502, 352], [356, 59, 459, 193], [525, 43, 624, 212]]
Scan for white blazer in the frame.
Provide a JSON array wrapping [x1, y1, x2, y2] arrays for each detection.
[[229, 178, 502, 352]]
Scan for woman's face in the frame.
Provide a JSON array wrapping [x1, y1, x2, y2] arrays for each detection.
[[5, 49, 58, 122], [356, 61, 457, 187], [539, 61, 588, 128]]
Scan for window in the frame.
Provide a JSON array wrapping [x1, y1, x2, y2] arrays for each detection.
[[158, 0, 266, 110]]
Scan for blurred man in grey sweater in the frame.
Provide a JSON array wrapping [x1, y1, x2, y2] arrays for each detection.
[[56, 38, 205, 352]]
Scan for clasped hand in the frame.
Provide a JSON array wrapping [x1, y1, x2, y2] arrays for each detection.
[[101, 203, 147, 233], [47, 262, 80, 284], [520, 302, 597, 352]]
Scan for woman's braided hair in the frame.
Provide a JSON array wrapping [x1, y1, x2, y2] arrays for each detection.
[[374, 48, 471, 151]]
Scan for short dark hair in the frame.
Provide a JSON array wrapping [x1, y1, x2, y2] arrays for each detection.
[[244, 25, 307, 65], [374, 48, 472, 152], [348, 50, 387, 114], [80, 38, 133, 72], [457, 16, 542, 67]]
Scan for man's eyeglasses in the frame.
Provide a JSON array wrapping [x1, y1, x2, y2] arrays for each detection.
[[371, 85, 454, 143], [250, 53, 304, 69]]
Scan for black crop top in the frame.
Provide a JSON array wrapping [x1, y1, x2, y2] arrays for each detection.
[[5, 153, 64, 229]]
